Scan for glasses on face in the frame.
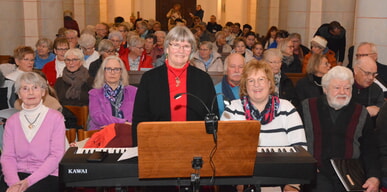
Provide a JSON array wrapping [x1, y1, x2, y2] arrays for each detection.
[[64, 58, 81, 63], [110, 39, 122, 43], [106, 49, 116, 54], [20, 85, 41, 93], [355, 53, 376, 58], [104, 67, 122, 73], [358, 66, 378, 77], [134, 46, 144, 50], [169, 43, 192, 51], [82, 47, 94, 51], [22, 58, 34, 62], [247, 77, 268, 86], [55, 48, 69, 52]]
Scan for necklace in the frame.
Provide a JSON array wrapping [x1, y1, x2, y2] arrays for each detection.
[[168, 65, 188, 87], [313, 80, 322, 87], [24, 113, 41, 129]]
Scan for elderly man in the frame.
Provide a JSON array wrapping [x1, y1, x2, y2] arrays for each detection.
[[64, 29, 79, 49], [214, 53, 245, 115], [302, 66, 380, 192], [356, 42, 387, 97], [352, 55, 384, 117]]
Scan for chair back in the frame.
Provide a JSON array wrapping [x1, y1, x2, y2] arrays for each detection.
[[64, 105, 89, 130], [77, 129, 100, 141]]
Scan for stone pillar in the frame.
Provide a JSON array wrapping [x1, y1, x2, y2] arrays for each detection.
[[354, 0, 387, 64], [284, 0, 309, 45], [0, 1, 25, 55], [255, 0, 280, 38]]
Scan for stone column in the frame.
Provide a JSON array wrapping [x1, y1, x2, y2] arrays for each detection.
[[354, 0, 387, 64], [0, 1, 25, 55]]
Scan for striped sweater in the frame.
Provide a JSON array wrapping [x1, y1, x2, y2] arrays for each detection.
[[221, 98, 307, 148]]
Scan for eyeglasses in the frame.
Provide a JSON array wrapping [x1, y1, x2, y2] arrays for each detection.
[[358, 66, 378, 77], [82, 47, 94, 51], [64, 58, 81, 63], [169, 43, 192, 51], [110, 39, 122, 43], [20, 85, 41, 93], [55, 48, 69, 52], [22, 58, 34, 62], [134, 46, 144, 50], [247, 77, 268, 86], [355, 53, 376, 58], [104, 67, 122, 73], [106, 49, 117, 54]]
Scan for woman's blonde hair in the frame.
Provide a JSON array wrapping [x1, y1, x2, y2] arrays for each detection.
[[239, 60, 275, 98]]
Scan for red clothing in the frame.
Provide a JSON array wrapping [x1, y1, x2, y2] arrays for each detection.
[[166, 60, 188, 121], [42, 59, 57, 86], [119, 48, 153, 71]]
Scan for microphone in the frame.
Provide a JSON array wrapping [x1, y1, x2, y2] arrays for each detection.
[[174, 92, 223, 143]]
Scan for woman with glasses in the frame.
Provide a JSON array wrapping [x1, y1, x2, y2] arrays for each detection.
[[278, 38, 302, 73], [79, 33, 100, 69], [119, 36, 153, 71], [42, 37, 70, 86], [263, 48, 297, 106], [296, 54, 331, 102], [221, 60, 306, 192], [89, 39, 117, 78], [132, 26, 218, 146], [0, 72, 65, 192], [190, 41, 223, 72], [54, 48, 92, 106], [88, 56, 136, 130], [302, 35, 337, 73]]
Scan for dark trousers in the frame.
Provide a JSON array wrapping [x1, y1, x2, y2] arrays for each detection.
[[0, 172, 59, 192], [303, 173, 346, 192]]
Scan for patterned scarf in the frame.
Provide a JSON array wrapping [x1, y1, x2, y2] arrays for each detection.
[[103, 83, 124, 119], [241, 95, 280, 125]]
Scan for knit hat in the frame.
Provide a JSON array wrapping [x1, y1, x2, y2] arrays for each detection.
[[311, 36, 327, 48]]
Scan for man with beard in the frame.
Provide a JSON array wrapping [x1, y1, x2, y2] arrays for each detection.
[[301, 66, 380, 192], [215, 53, 245, 115], [352, 56, 384, 118]]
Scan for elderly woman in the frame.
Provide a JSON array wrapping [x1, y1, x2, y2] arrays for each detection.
[[263, 48, 297, 105], [54, 48, 92, 106], [0, 72, 65, 192], [212, 31, 232, 55], [119, 36, 153, 71], [4, 46, 35, 108], [190, 41, 223, 72], [34, 38, 55, 69], [88, 56, 137, 130], [108, 30, 124, 52], [132, 26, 218, 145], [78, 33, 100, 69], [221, 60, 306, 192], [278, 38, 302, 73], [89, 39, 117, 78], [302, 35, 337, 73], [42, 37, 70, 86], [231, 37, 254, 63], [296, 54, 331, 102]]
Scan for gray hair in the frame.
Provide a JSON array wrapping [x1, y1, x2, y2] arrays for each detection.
[[64, 29, 78, 37], [15, 72, 47, 94], [64, 48, 85, 64], [79, 33, 96, 48], [35, 38, 53, 51], [199, 41, 213, 50], [164, 26, 197, 59], [223, 53, 245, 74], [108, 30, 123, 41], [154, 30, 166, 37], [93, 56, 129, 88], [98, 39, 115, 55], [263, 48, 283, 62], [128, 36, 145, 47], [321, 66, 354, 89]]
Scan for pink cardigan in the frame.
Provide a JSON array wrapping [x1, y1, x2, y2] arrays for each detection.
[[1, 109, 65, 187]]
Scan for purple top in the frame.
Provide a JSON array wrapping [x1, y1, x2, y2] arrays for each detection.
[[1, 109, 65, 186], [88, 85, 137, 130]]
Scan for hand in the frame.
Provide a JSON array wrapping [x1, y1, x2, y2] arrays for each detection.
[[236, 185, 244, 192], [283, 184, 300, 192], [17, 179, 29, 192], [6, 184, 21, 192], [366, 106, 380, 117], [70, 142, 77, 147], [362, 177, 379, 192]]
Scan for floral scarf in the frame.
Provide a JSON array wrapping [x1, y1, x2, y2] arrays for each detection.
[[241, 95, 280, 125], [103, 83, 124, 119]]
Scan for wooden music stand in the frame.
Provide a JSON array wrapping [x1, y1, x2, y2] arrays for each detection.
[[137, 120, 260, 179]]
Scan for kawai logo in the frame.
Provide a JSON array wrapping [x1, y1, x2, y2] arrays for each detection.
[[68, 169, 88, 174]]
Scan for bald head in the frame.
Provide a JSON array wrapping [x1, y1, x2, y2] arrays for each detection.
[[225, 53, 245, 86], [354, 56, 377, 88], [356, 42, 377, 61]]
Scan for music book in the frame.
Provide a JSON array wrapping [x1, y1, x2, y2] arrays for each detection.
[[330, 159, 366, 192]]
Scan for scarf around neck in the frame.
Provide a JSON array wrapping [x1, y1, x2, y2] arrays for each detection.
[[241, 95, 280, 125], [103, 83, 124, 119], [221, 75, 237, 100], [62, 66, 89, 100]]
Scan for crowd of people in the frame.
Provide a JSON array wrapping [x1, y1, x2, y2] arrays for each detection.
[[0, 6, 387, 192]]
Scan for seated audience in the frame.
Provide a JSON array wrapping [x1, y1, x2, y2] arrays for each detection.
[[278, 38, 302, 73], [119, 36, 153, 71], [207, 15, 222, 34], [215, 53, 245, 115], [0, 72, 65, 192], [268, 29, 289, 49], [262, 26, 278, 49], [231, 37, 254, 63], [212, 31, 232, 56], [264, 48, 297, 105], [64, 29, 79, 49], [34, 38, 55, 69], [252, 42, 264, 60], [108, 30, 124, 53], [190, 41, 223, 72], [88, 56, 137, 130], [301, 66, 380, 192], [54, 48, 92, 106], [78, 33, 100, 69], [222, 26, 235, 46], [42, 37, 70, 86], [221, 59, 306, 192], [89, 39, 117, 78], [117, 23, 130, 48], [144, 34, 161, 65], [296, 54, 331, 103], [288, 33, 309, 64], [302, 35, 337, 73], [136, 20, 151, 39], [244, 31, 257, 50]]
